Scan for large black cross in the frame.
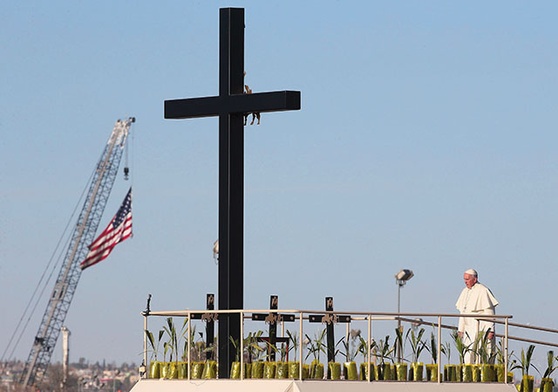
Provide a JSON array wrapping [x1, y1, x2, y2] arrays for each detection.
[[164, 8, 300, 378]]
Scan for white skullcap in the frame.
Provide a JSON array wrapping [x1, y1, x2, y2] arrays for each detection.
[[464, 269, 478, 277]]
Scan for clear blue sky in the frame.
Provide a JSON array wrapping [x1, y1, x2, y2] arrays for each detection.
[[1, 1, 557, 369]]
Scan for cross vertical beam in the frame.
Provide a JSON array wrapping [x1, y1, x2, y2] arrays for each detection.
[[325, 297, 335, 366], [218, 8, 244, 378], [268, 295, 278, 361], [164, 7, 300, 378]]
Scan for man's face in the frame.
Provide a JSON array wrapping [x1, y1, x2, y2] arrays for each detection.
[[463, 273, 477, 289]]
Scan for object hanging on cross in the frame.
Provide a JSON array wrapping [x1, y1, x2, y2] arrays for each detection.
[[164, 8, 301, 378], [243, 83, 261, 125]]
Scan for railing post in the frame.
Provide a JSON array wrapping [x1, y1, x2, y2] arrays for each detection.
[[240, 310, 244, 380], [367, 314, 372, 382], [299, 312, 303, 380], [142, 313, 148, 378], [187, 312, 191, 380], [437, 316, 442, 383], [504, 316, 509, 384]]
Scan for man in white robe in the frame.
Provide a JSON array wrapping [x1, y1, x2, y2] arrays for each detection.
[[455, 269, 499, 363]]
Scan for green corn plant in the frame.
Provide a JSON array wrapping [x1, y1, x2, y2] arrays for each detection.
[[451, 331, 471, 365], [494, 338, 513, 370], [229, 336, 242, 362], [145, 328, 165, 361], [263, 339, 279, 362], [406, 327, 427, 363], [286, 330, 299, 359], [357, 336, 374, 362], [338, 336, 348, 362], [542, 350, 558, 379], [162, 317, 189, 362], [229, 330, 264, 363], [181, 323, 197, 361], [375, 336, 394, 365], [511, 345, 538, 377], [441, 340, 452, 363], [247, 330, 265, 362], [473, 329, 496, 364], [162, 318, 178, 362], [178, 317, 190, 360], [194, 334, 207, 362], [278, 341, 290, 362], [343, 329, 362, 362], [427, 331, 438, 364], [394, 327, 405, 362], [305, 329, 327, 362]]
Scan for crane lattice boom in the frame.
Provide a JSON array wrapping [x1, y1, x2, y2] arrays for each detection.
[[20, 117, 135, 387]]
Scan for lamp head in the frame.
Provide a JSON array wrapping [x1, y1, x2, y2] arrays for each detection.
[[395, 269, 414, 284]]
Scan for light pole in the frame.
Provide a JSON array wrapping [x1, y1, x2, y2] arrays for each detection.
[[395, 269, 414, 361]]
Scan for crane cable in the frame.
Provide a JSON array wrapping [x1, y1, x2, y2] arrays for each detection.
[[0, 168, 96, 362], [123, 119, 135, 183], [124, 135, 130, 180]]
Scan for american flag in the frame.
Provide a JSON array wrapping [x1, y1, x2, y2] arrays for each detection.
[[80, 188, 133, 270]]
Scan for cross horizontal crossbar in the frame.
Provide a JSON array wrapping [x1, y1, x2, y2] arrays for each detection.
[[309, 314, 351, 323], [252, 313, 295, 322], [164, 90, 301, 119]]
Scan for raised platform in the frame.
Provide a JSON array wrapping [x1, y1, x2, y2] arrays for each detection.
[[130, 379, 517, 392]]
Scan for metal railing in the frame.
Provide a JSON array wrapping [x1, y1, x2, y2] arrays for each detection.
[[141, 308, 557, 383]]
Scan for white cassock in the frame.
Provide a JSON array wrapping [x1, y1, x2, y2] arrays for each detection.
[[455, 282, 499, 363]]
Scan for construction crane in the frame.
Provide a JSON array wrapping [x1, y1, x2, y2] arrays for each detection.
[[20, 117, 135, 388]]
